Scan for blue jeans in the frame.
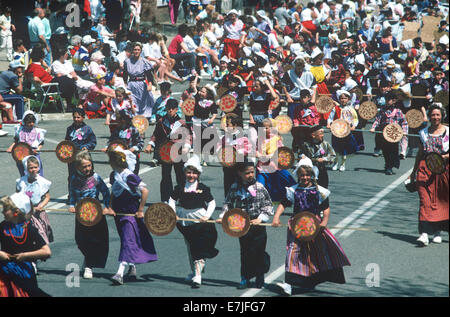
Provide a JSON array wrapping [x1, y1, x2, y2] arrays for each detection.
[[1, 93, 25, 120]]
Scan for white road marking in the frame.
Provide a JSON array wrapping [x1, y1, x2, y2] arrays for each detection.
[[338, 200, 389, 238], [240, 168, 413, 297]]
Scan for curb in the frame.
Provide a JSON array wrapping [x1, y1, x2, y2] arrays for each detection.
[[39, 113, 73, 121]]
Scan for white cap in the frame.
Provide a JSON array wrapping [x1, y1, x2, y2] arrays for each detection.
[[293, 155, 319, 179], [114, 147, 137, 172], [256, 10, 266, 18], [184, 155, 203, 173], [344, 78, 358, 91], [10, 192, 32, 215], [439, 34, 449, 45], [252, 42, 262, 54], [283, 36, 293, 47], [242, 46, 252, 57], [311, 47, 323, 60], [204, 83, 216, 97], [91, 51, 105, 61], [22, 110, 39, 125], [82, 35, 96, 45], [336, 89, 352, 99], [220, 55, 230, 63], [228, 9, 239, 16], [262, 63, 272, 74], [386, 59, 396, 68], [22, 155, 42, 175], [290, 43, 302, 56], [9, 59, 25, 69]]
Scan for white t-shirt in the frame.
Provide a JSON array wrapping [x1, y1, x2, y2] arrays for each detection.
[[51, 59, 75, 77], [143, 42, 163, 66], [184, 35, 198, 52], [224, 19, 244, 40]]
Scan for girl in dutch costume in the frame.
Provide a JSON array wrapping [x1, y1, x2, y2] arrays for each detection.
[[248, 79, 278, 148], [192, 84, 218, 165], [0, 192, 51, 297], [105, 110, 144, 175], [68, 150, 112, 279], [108, 149, 158, 285], [255, 118, 296, 203], [7, 110, 46, 177], [218, 161, 274, 290], [65, 108, 97, 195], [168, 155, 219, 288], [272, 161, 351, 295], [410, 104, 449, 246], [326, 90, 360, 172], [218, 115, 252, 198], [16, 156, 53, 251]]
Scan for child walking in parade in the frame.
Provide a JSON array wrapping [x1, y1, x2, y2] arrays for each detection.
[[7, 110, 46, 177], [168, 155, 219, 288], [370, 91, 409, 175], [217, 161, 274, 290], [326, 90, 359, 172], [104, 110, 144, 175], [68, 151, 112, 279], [16, 156, 53, 258], [105, 87, 136, 134], [272, 161, 351, 296], [108, 149, 158, 285], [145, 99, 192, 202], [65, 108, 97, 195]]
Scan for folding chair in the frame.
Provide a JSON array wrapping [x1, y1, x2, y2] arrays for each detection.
[[34, 82, 66, 114]]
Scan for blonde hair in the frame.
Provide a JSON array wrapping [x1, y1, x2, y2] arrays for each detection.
[[0, 196, 31, 222], [296, 165, 318, 186], [74, 150, 93, 169], [108, 151, 128, 170]]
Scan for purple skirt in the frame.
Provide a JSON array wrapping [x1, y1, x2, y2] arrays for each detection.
[[114, 216, 158, 264]]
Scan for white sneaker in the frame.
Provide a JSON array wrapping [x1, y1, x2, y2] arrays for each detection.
[[339, 164, 346, 172], [83, 267, 93, 279], [192, 275, 201, 288], [417, 233, 429, 246], [112, 273, 124, 285], [0, 130, 8, 137], [332, 163, 339, 171], [432, 235, 442, 244], [276, 282, 292, 296]]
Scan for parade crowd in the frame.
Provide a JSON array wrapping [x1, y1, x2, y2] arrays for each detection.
[[0, 0, 448, 297]]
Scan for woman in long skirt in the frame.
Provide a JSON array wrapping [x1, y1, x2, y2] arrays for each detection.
[[124, 42, 155, 119], [410, 104, 449, 246]]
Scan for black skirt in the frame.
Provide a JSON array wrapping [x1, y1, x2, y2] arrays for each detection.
[[285, 268, 346, 289], [75, 217, 109, 268], [239, 225, 270, 279], [176, 222, 219, 261]]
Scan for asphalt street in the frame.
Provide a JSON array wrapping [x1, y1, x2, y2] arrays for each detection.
[[0, 76, 448, 299]]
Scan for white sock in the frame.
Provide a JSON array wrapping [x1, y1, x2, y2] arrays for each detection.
[[117, 261, 128, 276]]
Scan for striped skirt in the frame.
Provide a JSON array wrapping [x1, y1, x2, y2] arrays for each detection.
[[284, 226, 350, 288]]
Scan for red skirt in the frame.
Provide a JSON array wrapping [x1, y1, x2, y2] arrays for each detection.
[[0, 273, 30, 297], [302, 20, 317, 33], [223, 38, 240, 60], [416, 160, 449, 222]]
